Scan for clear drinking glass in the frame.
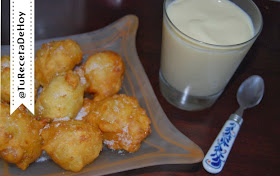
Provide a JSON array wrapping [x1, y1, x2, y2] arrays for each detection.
[[159, 0, 263, 111]]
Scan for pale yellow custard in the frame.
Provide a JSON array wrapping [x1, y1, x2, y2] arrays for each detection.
[[161, 0, 255, 96]]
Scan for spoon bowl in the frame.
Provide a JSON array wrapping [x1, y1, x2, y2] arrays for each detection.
[[237, 75, 265, 109]]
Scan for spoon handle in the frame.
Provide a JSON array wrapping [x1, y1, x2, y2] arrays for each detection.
[[203, 114, 243, 174]]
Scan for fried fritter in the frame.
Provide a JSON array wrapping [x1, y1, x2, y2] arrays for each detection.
[[35, 70, 84, 121], [85, 94, 151, 153], [0, 103, 45, 170], [35, 39, 83, 87], [1, 56, 39, 102], [1, 56, 10, 103], [83, 51, 125, 101], [41, 120, 103, 172]]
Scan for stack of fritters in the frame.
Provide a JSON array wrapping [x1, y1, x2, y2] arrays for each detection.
[[0, 39, 151, 172]]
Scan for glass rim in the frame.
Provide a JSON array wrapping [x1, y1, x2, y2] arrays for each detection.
[[163, 0, 264, 48]]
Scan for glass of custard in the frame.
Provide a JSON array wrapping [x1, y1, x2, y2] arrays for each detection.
[[159, 0, 263, 111]]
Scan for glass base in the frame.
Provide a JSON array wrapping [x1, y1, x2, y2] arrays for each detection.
[[159, 71, 222, 111]]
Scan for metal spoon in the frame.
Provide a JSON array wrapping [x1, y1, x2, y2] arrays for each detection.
[[203, 75, 265, 174]]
